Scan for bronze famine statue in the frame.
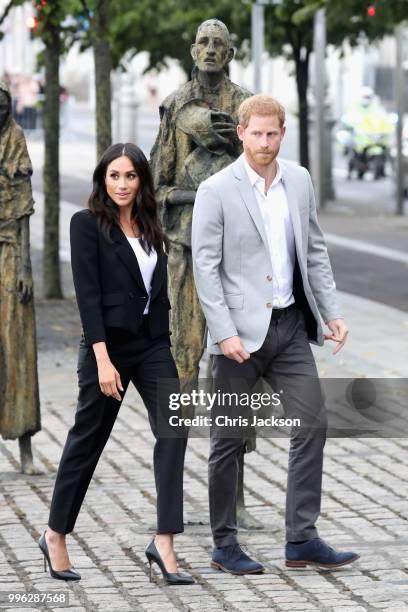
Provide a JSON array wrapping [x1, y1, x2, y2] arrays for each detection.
[[151, 20, 261, 528], [151, 19, 250, 381], [0, 81, 41, 474]]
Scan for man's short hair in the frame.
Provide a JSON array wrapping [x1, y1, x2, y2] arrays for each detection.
[[238, 95, 286, 129]]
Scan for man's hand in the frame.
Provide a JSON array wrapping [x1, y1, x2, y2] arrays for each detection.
[[219, 336, 250, 363], [324, 319, 348, 355]]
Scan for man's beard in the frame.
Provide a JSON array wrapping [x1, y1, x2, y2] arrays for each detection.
[[252, 150, 277, 165]]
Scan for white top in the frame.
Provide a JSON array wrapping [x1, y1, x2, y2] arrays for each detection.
[[243, 155, 295, 308], [126, 236, 157, 314]]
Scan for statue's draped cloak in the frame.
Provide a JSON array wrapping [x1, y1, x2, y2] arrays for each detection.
[[0, 80, 40, 440]]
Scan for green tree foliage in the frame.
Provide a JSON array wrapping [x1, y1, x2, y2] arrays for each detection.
[[0, 0, 69, 297], [324, 0, 408, 47], [263, 0, 408, 167], [68, 0, 113, 159], [100, 0, 407, 169], [1, 1, 112, 297], [108, 0, 251, 75]]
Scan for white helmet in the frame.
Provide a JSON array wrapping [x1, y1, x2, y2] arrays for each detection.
[[360, 86, 374, 107]]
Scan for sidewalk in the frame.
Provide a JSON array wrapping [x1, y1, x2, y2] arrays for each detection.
[[1, 292, 408, 611], [0, 132, 407, 612]]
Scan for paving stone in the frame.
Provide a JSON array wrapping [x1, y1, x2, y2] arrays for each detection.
[[0, 278, 407, 610]]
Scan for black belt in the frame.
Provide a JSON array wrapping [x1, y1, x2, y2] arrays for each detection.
[[271, 303, 296, 321]]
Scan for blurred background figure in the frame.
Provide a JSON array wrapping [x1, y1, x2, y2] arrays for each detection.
[[2, 71, 12, 90], [60, 84, 74, 139], [336, 87, 395, 180], [14, 74, 40, 131]]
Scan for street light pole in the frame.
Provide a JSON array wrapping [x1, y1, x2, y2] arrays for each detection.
[[252, 0, 265, 93], [395, 24, 405, 216], [251, 0, 282, 94], [313, 8, 326, 210]]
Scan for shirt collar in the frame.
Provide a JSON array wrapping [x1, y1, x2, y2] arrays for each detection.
[[243, 154, 282, 192]]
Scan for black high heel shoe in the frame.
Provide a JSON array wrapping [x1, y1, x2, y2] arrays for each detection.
[[145, 539, 194, 585], [38, 532, 81, 581]]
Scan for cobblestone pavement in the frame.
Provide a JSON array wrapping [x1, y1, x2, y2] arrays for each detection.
[[1, 284, 408, 611]]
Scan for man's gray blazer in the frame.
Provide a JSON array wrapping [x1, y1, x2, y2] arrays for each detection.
[[191, 154, 341, 356]]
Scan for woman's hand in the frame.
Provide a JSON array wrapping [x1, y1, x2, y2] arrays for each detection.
[[97, 358, 123, 401], [92, 342, 124, 401]]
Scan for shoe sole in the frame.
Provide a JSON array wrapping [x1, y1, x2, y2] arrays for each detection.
[[286, 554, 360, 570], [210, 561, 264, 575]]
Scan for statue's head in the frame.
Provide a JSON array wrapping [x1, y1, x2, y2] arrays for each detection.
[[0, 82, 11, 130], [191, 19, 234, 74]]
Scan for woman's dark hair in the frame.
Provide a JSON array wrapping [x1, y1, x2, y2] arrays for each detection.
[[88, 142, 168, 254]]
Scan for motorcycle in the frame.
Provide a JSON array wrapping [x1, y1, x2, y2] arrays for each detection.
[[336, 125, 389, 180], [336, 110, 394, 180], [347, 131, 389, 180]]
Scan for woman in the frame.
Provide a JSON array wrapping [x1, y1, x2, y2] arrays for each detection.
[[39, 143, 193, 586]]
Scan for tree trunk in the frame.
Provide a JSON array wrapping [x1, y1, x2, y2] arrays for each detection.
[[93, 0, 112, 160], [42, 20, 62, 299], [295, 55, 310, 170]]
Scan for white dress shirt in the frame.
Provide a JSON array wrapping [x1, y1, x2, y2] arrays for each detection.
[[243, 155, 295, 308], [126, 236, 157, 314]]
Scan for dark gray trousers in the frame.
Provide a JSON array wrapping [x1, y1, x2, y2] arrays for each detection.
[[209, 306, 327, 546]]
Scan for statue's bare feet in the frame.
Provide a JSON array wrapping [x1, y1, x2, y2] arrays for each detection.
[[236, 503, 264, 530], [19, 434, 43, 475], [21, 458, 42, 475]]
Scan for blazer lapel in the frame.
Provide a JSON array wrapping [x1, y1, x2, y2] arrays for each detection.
[[232, 156, 269, 252], [280, 161, 303, 265], [111, 224, 148, 295], [150, 251, 166, 301]]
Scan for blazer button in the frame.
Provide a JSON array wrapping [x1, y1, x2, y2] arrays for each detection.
[[128, 291, 135, 299], [266, 275, 272, 282], [266, 302, 272, 308]]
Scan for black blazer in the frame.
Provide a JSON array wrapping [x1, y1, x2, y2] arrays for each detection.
[[70, 209, 171, 346]]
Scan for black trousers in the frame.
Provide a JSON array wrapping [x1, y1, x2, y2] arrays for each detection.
[[209, 305, 327, 547], [48, 319, 186, 535]]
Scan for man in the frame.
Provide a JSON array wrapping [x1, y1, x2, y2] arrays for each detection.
[[150, 19, 251, 382], [192, 95, 359, 574]]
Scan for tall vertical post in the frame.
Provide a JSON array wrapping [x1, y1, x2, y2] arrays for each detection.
[[395, 24, 405, 216], [252, 0, 264, 93], [313, 8, 326, 209]]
